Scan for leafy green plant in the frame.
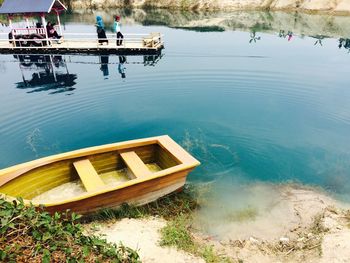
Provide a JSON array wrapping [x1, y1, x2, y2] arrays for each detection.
[[0, 198, 140, 262]]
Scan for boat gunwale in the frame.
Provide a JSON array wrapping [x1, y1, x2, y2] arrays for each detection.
[[0, 135, 200, 206]]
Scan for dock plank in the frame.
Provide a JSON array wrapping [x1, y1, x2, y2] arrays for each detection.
[[0, 33, 164, 55]]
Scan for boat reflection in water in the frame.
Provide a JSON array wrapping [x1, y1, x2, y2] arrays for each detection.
[[15, 54, 77, 95]]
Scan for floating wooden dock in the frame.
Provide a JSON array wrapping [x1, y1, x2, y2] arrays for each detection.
[[0, 33, 164, 55], [0, 0, 164, 55]]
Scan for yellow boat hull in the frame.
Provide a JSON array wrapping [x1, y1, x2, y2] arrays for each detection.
[[0, 135, 200, 214]]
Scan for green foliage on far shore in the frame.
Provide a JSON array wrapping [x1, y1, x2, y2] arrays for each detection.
[[0, 198, 140, 263]]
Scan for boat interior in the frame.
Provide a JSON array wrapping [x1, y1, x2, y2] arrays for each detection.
[[0, 142, 181, 203]]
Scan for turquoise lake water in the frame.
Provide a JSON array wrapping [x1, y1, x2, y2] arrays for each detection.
[[0, 11, 350, 202]]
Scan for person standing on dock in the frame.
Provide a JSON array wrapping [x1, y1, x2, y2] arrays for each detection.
[[114, 16, 123, 46], [96, 16, 108, 45]]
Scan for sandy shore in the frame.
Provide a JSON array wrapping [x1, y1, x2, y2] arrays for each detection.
[[96, 218, 204, 263], [90, 183, 350, 262]]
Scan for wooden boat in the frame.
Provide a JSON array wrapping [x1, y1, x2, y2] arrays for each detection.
[[0, 135, 200, 214]]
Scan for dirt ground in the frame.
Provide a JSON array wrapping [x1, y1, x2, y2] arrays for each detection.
[[95, 184, 350, 263]]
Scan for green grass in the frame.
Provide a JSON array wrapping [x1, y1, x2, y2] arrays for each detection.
[[159, 214, 232, 263], [201, 245, 232, 263], [159, 215, 194, 251], [84, 184, 232, 262], [84, 184, 199, 222], [84, 183, 231, 262], [0, 197, 140, 262]]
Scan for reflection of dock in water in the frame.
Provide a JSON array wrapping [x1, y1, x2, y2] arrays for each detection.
[[11, 53, 163, 94], [143, 54, 163, 66], [15, 54, 77, 95], [66, 53, 164, 80], [64, 53, 163, 66]]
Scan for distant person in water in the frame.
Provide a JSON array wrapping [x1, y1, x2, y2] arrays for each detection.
[[114, 16, 123, 46], [118, 56, 126, 78], [46, 21, 61, 39], [96, 16, 108, 45]]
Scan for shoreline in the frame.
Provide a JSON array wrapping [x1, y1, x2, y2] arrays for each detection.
[[91, 182, 350, 262], [70, 0, 350, 16], [62, 9, 350, 40]]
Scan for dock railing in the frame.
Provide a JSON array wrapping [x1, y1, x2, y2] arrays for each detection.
[[0, 31, 163, 50], [11, 28, 46, 36]]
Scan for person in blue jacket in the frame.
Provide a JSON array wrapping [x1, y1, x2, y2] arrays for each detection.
[[96, 16, 108, 45]]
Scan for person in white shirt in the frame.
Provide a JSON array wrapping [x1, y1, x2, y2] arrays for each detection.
[[113, 16, 124, 46]]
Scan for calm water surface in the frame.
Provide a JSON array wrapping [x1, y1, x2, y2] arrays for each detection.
[[0, 11, 350, 204]]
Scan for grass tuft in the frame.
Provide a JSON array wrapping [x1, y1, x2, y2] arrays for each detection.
[[159, 202, 231, 263], [343, 210, 350, 228], [310, 213, 327, 235], [159, 213, 232, 262], [201, 245, 232, 263], [159, 215, 194, 251], [84, 184, 199, 222], [84, 183, 230, 262]]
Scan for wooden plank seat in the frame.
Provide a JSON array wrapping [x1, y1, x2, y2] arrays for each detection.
[[120, 151, 152, 178], [73, 159, 105, 192]]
